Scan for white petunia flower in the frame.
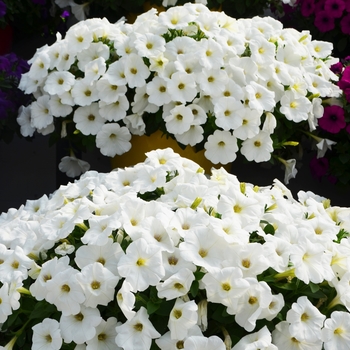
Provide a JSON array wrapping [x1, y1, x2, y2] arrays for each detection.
[[164, 105, 194, 135], [183, 335, 226, 350], [134, 32, 166, 58], [65, 22, 93, 53], [96, 123, 132, 157], [77, 262, 119, 308], [96, 77, 127, 104], [240, 130, 273, 163], [214, 97, 245, 131], [167, 71, 198, 104], [75, 239, 124, 276], [124, 53, 150, 88], [231, 325, 277, 350], [86, 317, 120, 350], [280, 90, 312, 123], [17, 105, 35, 137], [71, 79, 99, 107], [272, 321, 323, 349], [146, 76, 172, 106], [116, 280, 136, 320], [73, 103, 105, 135], [168, 298, 198, 340], [156, 268, 195, 300], [115, 306, 161, 349], [202, 266, 250, 314], [49, 94, 73, 117], [204, 130, 239, 164], [60, 305, 102, 344], [118, 237, 165, 292], [32, 318, 62, 350], [84, 57, 107, 84], [321, 311, 350, 350], [58, 156, 90, 178], [45, 267, 85, 316], [30, 95, 53, 130], [44, 71, 75, 96], [287, 296, 326, 342]]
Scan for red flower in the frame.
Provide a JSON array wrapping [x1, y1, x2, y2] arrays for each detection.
[[318, 105, 346, 133], [314, 10, 336, 32], [340, 13, 350, 35], [324, 0, 345, 18]]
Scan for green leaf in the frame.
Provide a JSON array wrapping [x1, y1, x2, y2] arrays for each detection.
[[339, 153, 350, 164], [309, 282, 320, 294], [190, 280, 199, 298], [263, 224, 275, 235], [147, 300, 161, 315], [29, 300, 57, 320]]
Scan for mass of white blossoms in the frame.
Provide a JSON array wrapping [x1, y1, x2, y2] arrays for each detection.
[[1, 148, 350, 349], [18, 3, 341, 177]]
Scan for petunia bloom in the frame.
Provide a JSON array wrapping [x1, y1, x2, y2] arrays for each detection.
[[314, 10, 336, 32], [318, 105, 346, 134]]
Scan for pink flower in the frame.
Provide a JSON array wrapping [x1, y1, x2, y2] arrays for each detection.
[[340, 13, 350, 35], [301, 0, 316, 17], [319, 105, 346, 133], [314, 10, 336, 32], [338, 66, 350, 90], [324, 0, 345, 18], [344, 88, 350, 103], [315, 0, 326, 12], [310, 156, 329, 180]]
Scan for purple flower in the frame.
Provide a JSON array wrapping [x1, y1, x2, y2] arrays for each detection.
[[314, 10, 336, 32], [61, 10, 70, 19], [0, 0, 6, 18], [301, 0, 316, 17], [310, 156, 329, 180], [0, 91, 15, 120], [0, 56, 10, 71], [319, 105, 346, 133], [324, 0, 345, 18], [344, 88, 350, 103], [330, 62, 343, 74], [338, 66, 350, 90], [340, 13, 350, 35]]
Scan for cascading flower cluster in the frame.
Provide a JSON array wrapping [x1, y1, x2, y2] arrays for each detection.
[[18, 3, 341, 178], [281, 0, 350, 58], [1, 148, 350, 349], [309, 56, 350, 186]]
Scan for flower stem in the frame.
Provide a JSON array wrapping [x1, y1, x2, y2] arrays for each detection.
[[274, 268, 295, 281], [327, 294, 341, 311]]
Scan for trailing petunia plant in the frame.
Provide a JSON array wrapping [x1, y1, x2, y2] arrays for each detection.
[[280, 0, 350, 59], [1, 148, 350, 349], [17, 3, 342, 181], [309, 56, 350, 187]]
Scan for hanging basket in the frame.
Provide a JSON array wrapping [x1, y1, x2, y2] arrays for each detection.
[[110, 130, 231, 173]]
